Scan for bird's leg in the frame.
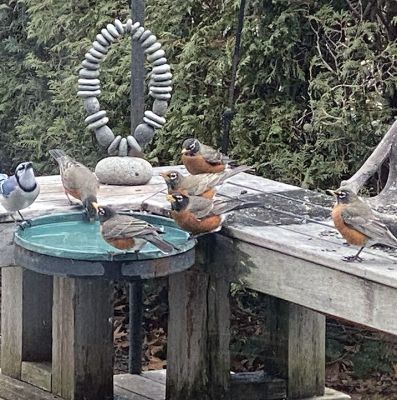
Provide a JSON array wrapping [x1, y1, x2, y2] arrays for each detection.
[[17, 211, 26, 221], [133, 241, 147, 253], [65, 191, 74, 205], [343, 246, 365, 262], [189, 232, 210, 240]]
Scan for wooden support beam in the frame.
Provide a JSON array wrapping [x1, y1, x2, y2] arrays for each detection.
[[166, 238, 231, 400], [1, 267, 52, 378], [52, 277, 113, 400]]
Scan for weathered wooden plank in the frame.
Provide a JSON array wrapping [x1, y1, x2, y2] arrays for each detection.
[[21, 361, 52, 392], [226, 173, 297, 193], [115, 374, 165, 400], [52, 277, 113, 400], [142, 370, 167, 385], [1, 268, 52, 378], [166, 238, 231, 400], [213, 235, 397, 335]]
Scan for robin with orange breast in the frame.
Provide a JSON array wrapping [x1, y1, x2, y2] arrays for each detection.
[[328, 188, 397, 262], [160, 165, 252, 199], [166, 191, 261, 235], [95, 205, 176, 253], [49, 149, 99, 221], [181, 138, 234, 175]]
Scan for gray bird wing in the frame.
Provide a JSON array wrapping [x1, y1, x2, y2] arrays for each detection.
[[342, 206, 397, 247], [186, 196, 214, 219], [181, 174, 224, 195], [200, 144, 231, 165], [103, 215, 156, 240], [62, 163, 98, 193]]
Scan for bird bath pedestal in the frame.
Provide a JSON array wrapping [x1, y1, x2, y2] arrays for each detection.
[[3, 212, 195, 400]]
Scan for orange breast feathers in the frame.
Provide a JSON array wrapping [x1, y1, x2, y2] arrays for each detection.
[[171, 210, 221, 235], [106, 237, 135, 250], [331, 204, 368, 246], [182, 154, 226, 175]]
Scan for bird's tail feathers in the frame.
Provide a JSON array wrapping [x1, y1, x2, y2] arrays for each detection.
[[49, 149, 67, 162], [212, 199, 262, 215], [146, 234, 177, 254], [221, 165, 253, 183]]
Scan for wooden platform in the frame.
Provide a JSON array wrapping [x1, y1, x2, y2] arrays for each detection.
[[0, 370, 350, 400]]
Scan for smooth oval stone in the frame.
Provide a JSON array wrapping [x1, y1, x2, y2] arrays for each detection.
[[151, 93, 171, 101], [132, 26, 145, 40], [85, 110, 107, 124], [152, 64, 170, 74], [95, 157, 153, 186], [139, 30, 152, 42], [85, 52, 101, 63], [130, 21, 140, 34], [124, 19, 133, 33], [141, 35, 157, 49], [152, 57, 167, 66], [82, 59, 100, 70], [127, 135, 143, 156], [143, 116, 162, 129], [118, 138, 128, 156], [79, 68, 100, 78], [152, 72, 172, 81], [134, 123, 155, 147], [101, 28, 115, 43], [107, 24, 120, 38], [84, 97, 100, 114], [96, 33, 110, 46], [144, 42, 162, 54], [92, 41, 108, 54], [78, 78, 100, 86], [147, 49, 165, 62], [108, 135, 122, 155], [114, 19, 124, 34], [94, 125, 114, 147], [77, 90, 101, 98], [78, 85, 100, 91], [152, 100, 168, 116], [87, 116, 108, 129], [89, 48, 105, 59], [149, 86, 172, 93], [144, 111, 166, 125], [149, 79, 172, 87]]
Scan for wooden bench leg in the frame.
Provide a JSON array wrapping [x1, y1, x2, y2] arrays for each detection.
[[52, 277, 114, 400], [264, 295, 325, 399], [1, 267, 52, 378], [166, 240, 231, 400]]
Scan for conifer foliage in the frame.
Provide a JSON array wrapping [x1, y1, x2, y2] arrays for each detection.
[[0, 0, 396, 189]]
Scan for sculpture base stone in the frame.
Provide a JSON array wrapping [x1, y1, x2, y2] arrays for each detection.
[[95, 156, 153, 185]]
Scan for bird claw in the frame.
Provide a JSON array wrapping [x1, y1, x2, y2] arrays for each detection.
[[342, 255, 363, 263]]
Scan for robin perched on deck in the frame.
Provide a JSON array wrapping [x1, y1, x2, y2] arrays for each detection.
[[49, 149, 99, 221], [95, 205, 176, 253], [166, 191, 261, 235], [328, 188, 397, 262], [160, 165, 252, 199], [181, 138, 234, 175]]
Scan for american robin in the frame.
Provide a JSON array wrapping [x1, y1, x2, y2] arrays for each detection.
[[160, 165, 252, 199], [328, 188, 397, 262], [181, 138, 233, 174], [166, 191, 261, 235], [49, 149, 99, 221], [95, 205, 175, 253], [0, 162, 40, 221]]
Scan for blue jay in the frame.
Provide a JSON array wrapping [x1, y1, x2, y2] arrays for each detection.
[[0, 162, 40, 221]]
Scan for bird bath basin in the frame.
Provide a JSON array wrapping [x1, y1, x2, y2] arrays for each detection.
[[13, 212, 196, 280]]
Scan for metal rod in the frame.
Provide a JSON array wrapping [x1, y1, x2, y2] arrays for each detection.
[[128, 280, 143, 374], [131, 0, 145, 134]]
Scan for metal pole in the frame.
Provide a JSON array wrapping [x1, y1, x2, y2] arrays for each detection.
[[131, 0, 145, 134], [128, 280, 143, 374]]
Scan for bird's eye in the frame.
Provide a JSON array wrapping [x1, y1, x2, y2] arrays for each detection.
[[176, 195, 183, 201], [189, 144, 195, 150], [338, 191, 346, 199], [98, 208, 105, 215], [170, 173, 177, 179]]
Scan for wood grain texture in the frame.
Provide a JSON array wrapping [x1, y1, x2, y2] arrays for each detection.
[[21, 361, 52, 392], [52, 277, 113, 400], [1, 268, 52, 378]]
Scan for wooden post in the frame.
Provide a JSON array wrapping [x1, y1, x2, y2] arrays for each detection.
[[128, 280, 143, 374], [1, 267, 52, 378], [263, 296, 325, 399], [52, 277, 114, 400], [166, 238, 231, 400]]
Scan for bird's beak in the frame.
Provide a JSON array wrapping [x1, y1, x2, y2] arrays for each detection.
[[92, 202, 99, 211], [181, 148, 188, 154], [159, 172, 167, 178], [25, 162, 33, 169], [166, 195, 176, 203], [326, 189, 336, 196]]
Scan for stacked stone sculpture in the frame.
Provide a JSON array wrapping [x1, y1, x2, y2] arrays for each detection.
[[78, 18, 172, 185]]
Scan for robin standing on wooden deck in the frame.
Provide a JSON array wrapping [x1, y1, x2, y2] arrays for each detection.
[[328, 188, 397, 262], [160, 165, 252, 199], [49, 149, 99, 221], [166, 191, 261, 236], [181, 138, 234, 175], [95, 205, 176, 253]]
